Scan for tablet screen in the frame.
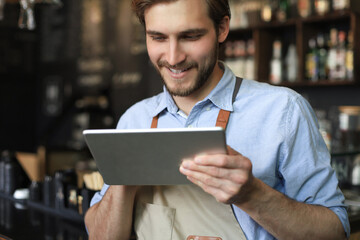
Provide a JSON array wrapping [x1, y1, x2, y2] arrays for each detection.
[[83, 127, 227, 185]]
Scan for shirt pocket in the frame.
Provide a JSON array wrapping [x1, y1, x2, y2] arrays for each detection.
[[135, 202, 176, 240]]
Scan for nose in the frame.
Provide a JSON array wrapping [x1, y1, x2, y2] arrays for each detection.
[[166, 39, 186, 66]]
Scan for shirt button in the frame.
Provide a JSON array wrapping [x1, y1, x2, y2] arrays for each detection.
[[206, 107, 211, 111], [187, 125, 193, 128]]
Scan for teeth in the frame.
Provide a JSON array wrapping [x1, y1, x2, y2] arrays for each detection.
[[169, 67, 189, 74], [170, 68, 183, 74]]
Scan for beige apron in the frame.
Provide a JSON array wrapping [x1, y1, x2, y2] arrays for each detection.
[[134, 78, 246, 240]]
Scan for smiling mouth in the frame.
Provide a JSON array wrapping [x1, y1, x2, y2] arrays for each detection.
[[168, 67, 191, 74]]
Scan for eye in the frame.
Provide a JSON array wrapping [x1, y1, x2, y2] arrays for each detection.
[[182, 34, 202, 41], [150, 35, 166, 42]]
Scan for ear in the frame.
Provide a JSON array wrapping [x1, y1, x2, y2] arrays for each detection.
[[218, 16, 230, 43]]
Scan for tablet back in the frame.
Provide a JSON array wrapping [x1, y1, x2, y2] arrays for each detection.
[[83, 127, 227, 185]]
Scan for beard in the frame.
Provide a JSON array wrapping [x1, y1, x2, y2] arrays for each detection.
[[153, 41, 219, 97]]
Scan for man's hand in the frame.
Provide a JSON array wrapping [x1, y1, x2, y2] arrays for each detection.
[[179, 146, 255, 204], [180, 146, 347, 240]]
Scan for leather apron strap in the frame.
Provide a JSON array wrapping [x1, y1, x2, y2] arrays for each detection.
[[151, 77, 242, 129], [151, 115, 159, 128]]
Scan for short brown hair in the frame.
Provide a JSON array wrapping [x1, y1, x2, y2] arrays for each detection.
[[131, 0, 231, 30]]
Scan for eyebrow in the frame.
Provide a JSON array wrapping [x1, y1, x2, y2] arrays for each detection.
[[146, 28, 209, 36]]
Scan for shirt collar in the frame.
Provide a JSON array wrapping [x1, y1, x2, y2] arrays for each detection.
[[151, 61, 237, 117], [152, 85, 178, 117], [206, 62, 236, 112]]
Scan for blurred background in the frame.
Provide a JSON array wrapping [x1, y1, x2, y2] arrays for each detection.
[[0, 0, 360, 239]]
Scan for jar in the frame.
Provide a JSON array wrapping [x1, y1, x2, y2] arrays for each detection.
[[315, 0, 331, 15], [298, 0, 312, 18], [333, 0, 350, 10]]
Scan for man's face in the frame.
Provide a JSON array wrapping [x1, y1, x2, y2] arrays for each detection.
[[144, 0, 220, 97]]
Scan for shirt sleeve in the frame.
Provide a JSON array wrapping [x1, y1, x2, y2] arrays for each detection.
[[279, 95, 350, 237], [90, 183, 110, 207]]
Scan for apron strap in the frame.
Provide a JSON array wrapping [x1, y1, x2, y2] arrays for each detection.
[[151, 115, 159, 128], [151, 77, 243, 129], [215, 77, 242, 129], [215, 109, 231, 129]]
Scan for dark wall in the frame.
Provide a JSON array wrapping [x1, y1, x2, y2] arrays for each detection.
[[297, 86, 360, 110], [0, 4, 38, 152], [0, 1, 161, 152]]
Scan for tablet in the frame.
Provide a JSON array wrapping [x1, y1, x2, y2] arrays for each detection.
[[83, 127, 227, 185]]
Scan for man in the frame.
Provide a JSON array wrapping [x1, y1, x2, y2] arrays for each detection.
[[85, 0, 350, 239]]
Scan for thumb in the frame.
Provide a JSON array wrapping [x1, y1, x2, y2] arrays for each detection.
[[226, 145, 241, 156]]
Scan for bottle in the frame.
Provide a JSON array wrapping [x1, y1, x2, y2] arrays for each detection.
[[261, 0, 273, 22], [230, 0, 251, 29], [0, 151, 7, 192], [29, 181, 42, 202], [224, 41, 236, 76], [333, 0, 350, 11], [0, 0, 5, 21], [315, 0, 331, 15], [54, 171, 65, 210], [229, 0, 237, 29], [245, 39, 255, 80], [316, 109, 332, 151], [327, 28, 338, 80], [288, 0, 298, 18], [285, 44, 298, 82], [306, 38, 319, 82], [238, 1, 249, 29], [43, 175, 54, 207], [346, 30, 354, 80], [3, 151, 18, 195], [334, 31, 347, 81], [270, 40, 283, 84], [298, 0, 313, 18], [233, 40, 247, 78], [277, 0, 289, 22], [338, 106, 360, 151], [317, 33, 328, 80]]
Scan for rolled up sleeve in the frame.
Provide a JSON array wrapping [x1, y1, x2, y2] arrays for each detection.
[[280, 96, 350, 237]]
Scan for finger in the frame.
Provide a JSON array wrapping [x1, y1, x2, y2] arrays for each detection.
[[182, 168, 222, 189], [186, 176, 239, 204], [181, 160, 228, 177], [193, 154, 251, 170], [186, 176, 222, 199], [181, 164, 244, 192], [181, 161, 249, 186], [181, 160, 249, 182]]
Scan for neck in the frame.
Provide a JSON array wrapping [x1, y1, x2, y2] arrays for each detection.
[[173, 61, 224, 116]]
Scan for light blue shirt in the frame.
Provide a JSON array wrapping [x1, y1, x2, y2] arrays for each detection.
[[91, 63, 350, 239]]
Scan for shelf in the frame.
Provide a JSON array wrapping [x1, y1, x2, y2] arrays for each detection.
[[230, 11, 351, 32], [301, 10, 351, 24], [27, 200, 84, 223], [0, 191, 84, 223], [0, 191, 26, 204], [230, 18, 297, 32], [331, 149, 360, 157], [229, 26, 254, 33], [273, 80, 359, 88], [256, 18, 297, 29], [227, 5, 359, 87]]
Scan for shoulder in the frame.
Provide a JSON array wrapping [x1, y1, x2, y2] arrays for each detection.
[[236, 79, 306, 111], [116, 92, 165, 129], [240, 79, 301, 100], [232, 79, 316, 135]]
